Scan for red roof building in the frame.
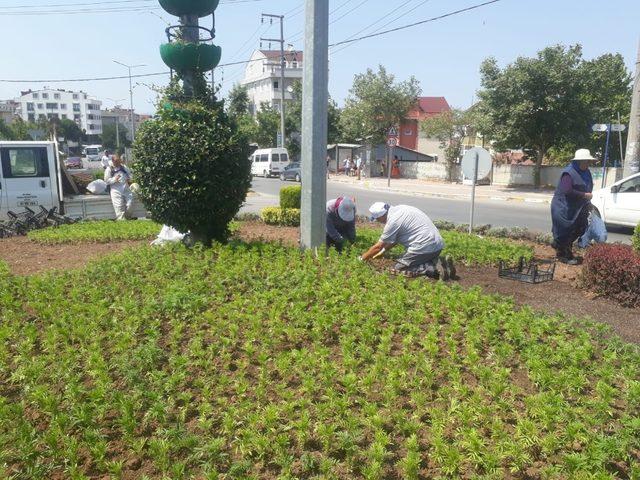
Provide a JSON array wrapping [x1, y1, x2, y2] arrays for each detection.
[[399, 96, 451, 151]]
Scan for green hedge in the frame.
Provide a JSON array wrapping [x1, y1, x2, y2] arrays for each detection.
[[260, 207, 300, 226], [280, 185, 301, 209], [633, 223, 640, 253]]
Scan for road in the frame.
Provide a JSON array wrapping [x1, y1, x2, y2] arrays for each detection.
[[249, 177, 633, 244]]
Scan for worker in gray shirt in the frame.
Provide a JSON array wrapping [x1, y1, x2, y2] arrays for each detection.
[[326, 196, 357, 252], [360, 202, 455, 280]]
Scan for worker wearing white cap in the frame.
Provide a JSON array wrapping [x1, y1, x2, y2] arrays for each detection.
[[326, 196, 357, 252], [361, 202, 455, 280]]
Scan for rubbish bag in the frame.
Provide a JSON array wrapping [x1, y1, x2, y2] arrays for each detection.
[[86, 179, 107, 195], [579, 212, 607, 248], [150, 225, 186, 246]]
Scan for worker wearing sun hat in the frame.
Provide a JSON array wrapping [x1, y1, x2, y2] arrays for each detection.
[[361, 202, 455, 280], [326, 196, 357, 252], [551, 148, 596, 265]]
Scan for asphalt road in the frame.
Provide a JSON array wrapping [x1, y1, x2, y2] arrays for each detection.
[[250, 177, 633, 244]]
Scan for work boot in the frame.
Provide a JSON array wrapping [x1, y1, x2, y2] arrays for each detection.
[[445, 255, 456, 280], [437, 257, 450, 281]]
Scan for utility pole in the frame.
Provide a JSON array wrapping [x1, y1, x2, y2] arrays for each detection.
[[300, 0, 328, 251], [261, 13, 286, 148], [624, 38, 640, 177], [113, 60, 146, 142], [107, 98, 125, 150]]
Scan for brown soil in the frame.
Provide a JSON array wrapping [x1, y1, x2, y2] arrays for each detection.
[[0, 236, 146, 276]]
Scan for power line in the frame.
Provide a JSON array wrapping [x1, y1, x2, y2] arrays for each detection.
[[0, 0, 263, 14]]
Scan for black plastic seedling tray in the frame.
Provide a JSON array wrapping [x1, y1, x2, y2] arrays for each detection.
[[498, 257, 556, 284]]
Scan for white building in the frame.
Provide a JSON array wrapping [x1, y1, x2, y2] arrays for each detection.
[[15, 89, 103, 136], [240, 49, 303, 116]]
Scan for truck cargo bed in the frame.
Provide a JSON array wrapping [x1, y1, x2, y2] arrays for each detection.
[[63, 194, 149, 220]]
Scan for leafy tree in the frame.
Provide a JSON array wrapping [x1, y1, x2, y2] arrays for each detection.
[[102, 123, 131, 151], [0, 119, 15, 140], [227, 83, 250, 118], [421, 109, 473, 181], [134, 75, 251, 245], [476, 44, 632, 184], [0, 118, 36, 141], [58, 118, 85, 144], [340, 65, 421, 144], [255, 102, 280, 148]]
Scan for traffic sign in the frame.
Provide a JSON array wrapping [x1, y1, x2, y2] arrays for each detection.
[[461, 147, 492, 180], [610, 124, 626, 132], [591, 124, 608, 132], [387, 137, 397, 147], [387, 126, 398, 137]]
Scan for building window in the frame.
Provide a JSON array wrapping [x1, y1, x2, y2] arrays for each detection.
[[60, 103, 67, 110], [54, 93, 60, 99], [28, 113, 35, 122], [292, 61, 298, 68], [74, 114, 81, 121], [404, 129, 412, 136], [87, 114, 94, 120], [73, 103, 80, 112], [87, 104, 99, 111], [42, 93, 49, 99], [84, 94, 88, 100], [61, 114, 67, 119], [37, 103, 43, 109], [32, 93, 39, 99], [46, 103, 58, 110], [273, 81, 279, 90], [26, 103, 34, 111], [73, 94, 79, 99], [89, 124, 95, 130], [47, 113, 59, 119]]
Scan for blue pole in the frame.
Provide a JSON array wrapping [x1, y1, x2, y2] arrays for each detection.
[[601, 124, 611, 188]]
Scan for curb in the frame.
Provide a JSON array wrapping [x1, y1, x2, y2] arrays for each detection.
[[328, 179, 552, 205]]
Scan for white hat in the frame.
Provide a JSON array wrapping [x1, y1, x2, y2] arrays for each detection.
[[369, 202, 389, 220], [572, 149, 597, 161], [337, 197, 356, 222]]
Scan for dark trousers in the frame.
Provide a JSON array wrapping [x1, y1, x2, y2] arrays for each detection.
[[554, 207, 589, 258], [394, 249, 442, 278], [326, 234, 345, 252]]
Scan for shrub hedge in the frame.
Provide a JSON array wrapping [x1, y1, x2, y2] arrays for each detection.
[[280, 185, 301, 209], [633, 223, 640, 253], [261, 207, 300, 226], [582, 243, 640, 308]]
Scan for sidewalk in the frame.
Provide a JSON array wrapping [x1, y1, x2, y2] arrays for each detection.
[[328, 176, 554, 204]]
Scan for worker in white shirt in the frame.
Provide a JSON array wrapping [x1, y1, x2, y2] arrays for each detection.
[[104, 153, 133, 220], [101, 150, 112, 169], [360, 202, 455, 280]]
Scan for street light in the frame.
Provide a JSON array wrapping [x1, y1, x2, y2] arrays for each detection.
[[106, 98, 126, 149], [113, 60, 146, 142]]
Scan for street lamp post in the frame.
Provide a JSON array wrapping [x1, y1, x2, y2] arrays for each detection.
[[107, 98, 126, 149], [113, 60, 146, 142]]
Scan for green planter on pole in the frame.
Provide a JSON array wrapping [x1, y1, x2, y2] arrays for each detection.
[[158, 0, 219, 17], [160, 42, 221, 72]]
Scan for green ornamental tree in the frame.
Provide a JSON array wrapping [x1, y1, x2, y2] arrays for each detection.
[[134, 82, 251, 245]]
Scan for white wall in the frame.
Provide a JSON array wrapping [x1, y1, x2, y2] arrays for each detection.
[[491, 165, 622, 188], [398, 161, 461, 181]]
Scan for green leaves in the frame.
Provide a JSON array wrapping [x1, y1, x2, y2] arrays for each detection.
[[27, 220, 161, 244]]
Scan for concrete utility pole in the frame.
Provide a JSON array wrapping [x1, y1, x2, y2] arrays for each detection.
[[624, 38, 640, 177], [261, 13, 286, 148], [300, 0, 328, 251], [113, 60, 145, 142]]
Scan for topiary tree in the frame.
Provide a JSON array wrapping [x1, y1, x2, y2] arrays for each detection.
[[134, 91, 251, 245]]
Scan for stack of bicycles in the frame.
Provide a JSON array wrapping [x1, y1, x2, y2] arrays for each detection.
[[0, 206, 75, 238]]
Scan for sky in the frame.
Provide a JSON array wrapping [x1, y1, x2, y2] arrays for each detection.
[[0, 0, 638, 115]]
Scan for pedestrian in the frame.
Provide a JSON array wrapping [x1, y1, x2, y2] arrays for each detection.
[[343, 157, 351, 176], [104, 153, 134, 221], [326, 196, 357, 252], [360, 202, 455, 280], [101, 149, 112, 169], [391, 155, 401, 178], [379, 159, 386, 177], [355, 155, 363, 179], [326, 155, 331, 179], [550, 148, 595, 264]]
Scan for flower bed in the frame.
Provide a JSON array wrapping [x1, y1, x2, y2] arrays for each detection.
[[582, 243, 640, 308], [1, 241, 637, 479]]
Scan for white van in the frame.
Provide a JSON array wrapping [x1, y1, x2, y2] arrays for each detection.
[[250, 148, 289, 178], [83, 144, 102, 161]]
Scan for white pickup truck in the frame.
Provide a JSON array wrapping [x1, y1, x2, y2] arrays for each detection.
[[0, 141, 147, 221]]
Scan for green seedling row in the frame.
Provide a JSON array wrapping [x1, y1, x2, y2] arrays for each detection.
[[0, 240, 638, 479], [27, 220, 162, 244]]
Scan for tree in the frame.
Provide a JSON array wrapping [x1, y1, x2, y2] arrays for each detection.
[[102, 123, 131, 151], [340, 65, 421, 144], [255, 102, 280, 148], [58, 118, 85, 144], [476, 44, 632, 185], [0, 118, 34, 141], [421, 109, 473, 181], [227, 83, 250, 118], [0, 119, 15, 140]]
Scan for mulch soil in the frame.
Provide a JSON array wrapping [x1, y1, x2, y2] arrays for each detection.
[[1, 222, 637, 344]]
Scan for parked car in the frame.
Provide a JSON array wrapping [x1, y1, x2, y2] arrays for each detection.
[[591, 172, 640, 228], [250, 147, 289, 178], [64, 156, 83, 169], [82, 145, 102, 162], [280, 162, 301, 182]]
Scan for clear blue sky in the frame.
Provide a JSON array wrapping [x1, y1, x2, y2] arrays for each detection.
[[0, 0, 638, 115]]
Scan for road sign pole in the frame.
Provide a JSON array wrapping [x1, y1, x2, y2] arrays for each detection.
[[468, 151, 479, 234], [602, 124, 611, 188], [618, 112, 625, 170], [387, 145, 393, 187]]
